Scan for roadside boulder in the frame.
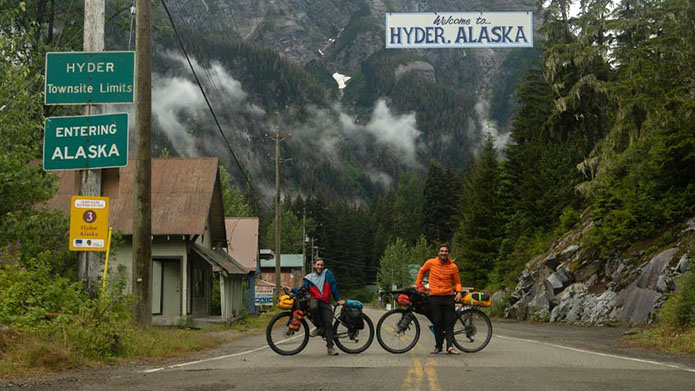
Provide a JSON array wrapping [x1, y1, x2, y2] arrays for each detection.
[[616, 248, 677, 323]]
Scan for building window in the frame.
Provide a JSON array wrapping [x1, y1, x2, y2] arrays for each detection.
[[194, 268, 204, 297]]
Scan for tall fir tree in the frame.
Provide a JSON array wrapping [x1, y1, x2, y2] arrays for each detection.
[[454, 134, 503, 289], [422, 161, 460, 245]]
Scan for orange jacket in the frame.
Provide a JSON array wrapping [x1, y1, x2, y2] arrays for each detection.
[[415, 257, 462, 296]]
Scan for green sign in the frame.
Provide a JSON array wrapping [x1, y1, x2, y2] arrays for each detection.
[[45, 51, 135, 105], [43, 113, 129, 171]]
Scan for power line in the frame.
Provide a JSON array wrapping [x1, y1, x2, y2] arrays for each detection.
[[160, 0, 269, 211]]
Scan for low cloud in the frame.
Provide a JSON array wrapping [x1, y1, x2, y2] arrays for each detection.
[[474, 99, 510, 152], [147, 53, 424, 195]]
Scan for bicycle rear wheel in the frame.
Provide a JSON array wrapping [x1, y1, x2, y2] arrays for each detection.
[[266, 311, 310, 355], [333, 314, 374, 354], [452, 308, 492, 353], [376, 309, 420, 354]]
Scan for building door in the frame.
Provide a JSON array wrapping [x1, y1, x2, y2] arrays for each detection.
[[152, 258, 181, 316]]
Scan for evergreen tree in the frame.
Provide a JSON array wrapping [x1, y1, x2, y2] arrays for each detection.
[[262, 209, 304, 254], [393, 171, 425, 245], [422, 161, 459, 245], [219, 166, 253, 217], [454, 134, 503, 289], [377, 238, 411, 290]]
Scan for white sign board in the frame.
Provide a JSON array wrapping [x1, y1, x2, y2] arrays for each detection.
[[386, 12, 533, 49], [255, 286, 274, 306]]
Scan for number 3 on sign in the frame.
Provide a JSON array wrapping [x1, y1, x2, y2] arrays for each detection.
[[83, 210, 96, 223]]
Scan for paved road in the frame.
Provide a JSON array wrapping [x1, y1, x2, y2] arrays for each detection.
[[5, 307, 695, 390]]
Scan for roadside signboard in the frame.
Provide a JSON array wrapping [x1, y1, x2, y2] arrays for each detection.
[[386, 12, 533, 49], [255, 286, 274, 306], [43, 113, 129, 171], [45, 51, 135, 105], [69, 196, 109, 252]]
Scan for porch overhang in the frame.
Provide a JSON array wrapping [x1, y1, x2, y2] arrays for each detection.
[[192, 243, 247, 276]]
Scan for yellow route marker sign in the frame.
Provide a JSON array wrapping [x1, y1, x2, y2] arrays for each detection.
[[69, 196, 109, 251]]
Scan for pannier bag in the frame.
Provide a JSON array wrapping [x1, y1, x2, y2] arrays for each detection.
[[288, 309, 305, 331], [397, 294, 411, 306], [340, 307, 365, 330], [462, 292, 492, 307], [277, 294, 294, 310]]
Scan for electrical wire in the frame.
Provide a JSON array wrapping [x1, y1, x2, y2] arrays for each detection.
[[159, 0, 269, 211]]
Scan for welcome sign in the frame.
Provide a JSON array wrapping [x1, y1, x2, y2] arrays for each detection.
[[386, 12, 533, 49]]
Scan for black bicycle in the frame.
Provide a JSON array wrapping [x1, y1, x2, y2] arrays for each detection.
[[376, 287, 492, 354], [266, 287, 375, 355]]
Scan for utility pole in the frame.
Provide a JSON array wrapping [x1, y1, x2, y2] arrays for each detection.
[[78, 0, 104, 296], [265, 129, 290, 305], [301, 207, 306, 279], [132, 0, 152, 326]]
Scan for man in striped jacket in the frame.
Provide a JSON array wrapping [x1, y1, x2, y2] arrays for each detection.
[[415, 243, 463, 355]]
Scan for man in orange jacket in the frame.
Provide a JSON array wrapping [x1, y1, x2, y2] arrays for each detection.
[[415, 243, 462, 355]]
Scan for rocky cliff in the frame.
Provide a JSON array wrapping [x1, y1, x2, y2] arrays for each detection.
[[502, 215, 695, 325]]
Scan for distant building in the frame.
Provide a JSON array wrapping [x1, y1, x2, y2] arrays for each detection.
[[259, 251, 305, 289], [223, 217, 260, 314]]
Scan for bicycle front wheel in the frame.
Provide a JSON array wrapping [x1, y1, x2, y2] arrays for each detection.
[[452, 308, 492, 353], [333, 314, 375, 354], [376, 309, 420, 354], [266, 311, 310, 355]]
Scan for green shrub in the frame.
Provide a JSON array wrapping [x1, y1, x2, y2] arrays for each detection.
[[0, 255, 86, 327], [0, 252, 140, 361], [49, 297, 137, 361], [488, 294, 507, 318], [559, 206, 580, 231], [661, 267, 695, 329]]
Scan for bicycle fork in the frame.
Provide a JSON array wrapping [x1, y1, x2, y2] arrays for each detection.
[[397, 312, 415, 333]]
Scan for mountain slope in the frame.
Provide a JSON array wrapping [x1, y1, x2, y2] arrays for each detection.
[[149, 0, 539, 201]]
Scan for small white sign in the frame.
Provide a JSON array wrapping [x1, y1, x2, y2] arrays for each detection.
[[386, 12, 534, 49], [255, 286, 274, 306], [386, 303, 392, 311], [72, 238, 105, 248], [74, 199, 107, 209]]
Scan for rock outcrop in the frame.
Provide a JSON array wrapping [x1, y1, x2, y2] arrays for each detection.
[[503, 216, 694, 325]]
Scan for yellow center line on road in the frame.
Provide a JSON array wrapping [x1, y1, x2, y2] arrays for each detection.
[[404, 326, 442, 391], [424, 357, 441, 391]]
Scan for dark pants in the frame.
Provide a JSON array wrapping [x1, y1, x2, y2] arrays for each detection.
[[309, 299, 334, 347], [430, 295, 455, 350]]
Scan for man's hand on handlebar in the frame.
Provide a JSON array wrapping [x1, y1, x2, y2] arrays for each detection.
[[454, 291, 462, 303], [282, 286, 291, 294], [337, 300, 346, 306]]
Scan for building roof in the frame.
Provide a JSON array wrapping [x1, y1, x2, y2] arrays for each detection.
[[45, 158, 226, 246], [260, 254, 304, 268], [223, 217, 259, 272], [256, 279, 277, 287], [192, 243, 247, 275]]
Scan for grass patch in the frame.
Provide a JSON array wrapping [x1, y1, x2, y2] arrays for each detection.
[[119, 326, 232, 359], [0, 329, 84, 378], [0, 310, 280, 380], [628, 326, 695, 354]]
